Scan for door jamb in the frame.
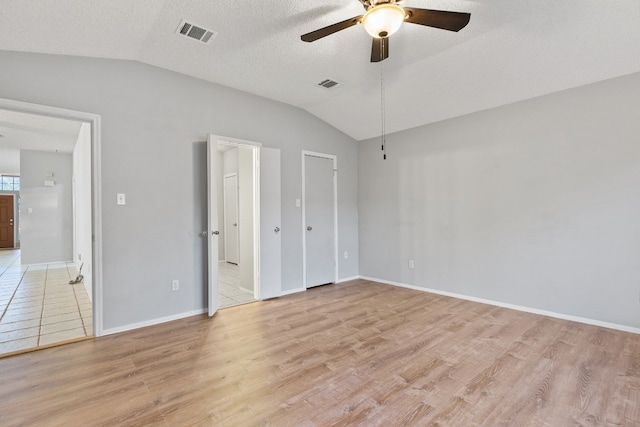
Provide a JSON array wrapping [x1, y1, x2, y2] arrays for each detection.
[[0, 97, 104, 336], [301, 150, 338, 289]]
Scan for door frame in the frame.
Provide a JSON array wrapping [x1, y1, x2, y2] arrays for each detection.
[[0, 97, 104, 336], [301, 150, 338, 289], [223, 172, 239, 264]]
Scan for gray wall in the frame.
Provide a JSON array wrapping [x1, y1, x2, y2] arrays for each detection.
[[0, 50, 359, 331], [20, 150, 73, 264], [359, 71, 640, 329]]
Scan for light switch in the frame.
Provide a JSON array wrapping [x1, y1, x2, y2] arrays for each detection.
[[296, 198, 301, 208], [117, 193, 126, 205]]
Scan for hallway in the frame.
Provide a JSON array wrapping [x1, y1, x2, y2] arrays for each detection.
[[218, 261, 256, 309]]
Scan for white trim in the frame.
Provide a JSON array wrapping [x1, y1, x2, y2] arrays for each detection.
[[360, 275, 640, 335], [102, 309, 206, 336], [301, 150, 338, 289], [337, 276, 360, 283], [280, 287, 305, 296], [19, 260, 75, 267], [0, 97, 103, 337]]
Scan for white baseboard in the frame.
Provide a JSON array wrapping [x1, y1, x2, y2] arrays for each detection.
[[22, 260, 75, 267], [359, 275, 640, 335], [280, 287, 305, 296], [337, 276, 361, 283], [102, 309, 207, 336]]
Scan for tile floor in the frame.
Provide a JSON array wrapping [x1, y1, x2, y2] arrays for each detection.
[[219, 261, 256, 309], [0, 249, 92, 356]]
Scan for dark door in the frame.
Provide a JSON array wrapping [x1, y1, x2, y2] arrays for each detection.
[[0, 195, 15, 248]]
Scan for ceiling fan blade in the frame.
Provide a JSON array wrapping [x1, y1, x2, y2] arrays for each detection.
[[371, 37, 389, 63], [301, 16, 362, 42], [403, 8, 470, 32]]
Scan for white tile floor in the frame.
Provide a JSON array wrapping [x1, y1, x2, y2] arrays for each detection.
[[0, 249, 92, 356], [218, 261, 256, 309]]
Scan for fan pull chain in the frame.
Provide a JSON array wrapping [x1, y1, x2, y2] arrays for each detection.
[[380, 57, 387, 160]]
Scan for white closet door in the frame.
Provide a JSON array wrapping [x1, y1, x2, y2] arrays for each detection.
[[303, 153, 336, 288]]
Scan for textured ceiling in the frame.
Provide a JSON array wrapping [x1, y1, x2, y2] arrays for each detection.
[[0, 0, 639, 140]]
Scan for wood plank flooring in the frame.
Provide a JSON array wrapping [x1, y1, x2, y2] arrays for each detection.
[[0, 279, 638, 426]]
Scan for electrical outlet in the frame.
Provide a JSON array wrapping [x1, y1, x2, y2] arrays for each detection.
[[344, 251, 348, 259], [408, 260, 415, 269], [172, 280, 180, 291]]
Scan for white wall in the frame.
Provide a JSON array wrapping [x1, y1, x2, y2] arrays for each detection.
[[72, 122, 92, 300], [0, 148, 20, 175], [359, 71, 640, 329], [20, 150, 73, 264], [0, 50, 359, 331]]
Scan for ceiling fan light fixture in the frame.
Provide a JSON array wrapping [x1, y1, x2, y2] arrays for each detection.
[[361, 4, 406, 38]]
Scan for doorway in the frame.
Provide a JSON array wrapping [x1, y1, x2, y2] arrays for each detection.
[[0, 98, 103, 356], [302, 151, 337, 289], [217, 145, 255, 309], [206, 135, 282, 317]]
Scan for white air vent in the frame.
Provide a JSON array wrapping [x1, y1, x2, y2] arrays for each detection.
[[318, 79, 340, 89], [176, 20, 217, 44]]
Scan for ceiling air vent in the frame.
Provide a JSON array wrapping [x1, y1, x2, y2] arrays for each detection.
[[176, 20, 217, 44], [318, 79, 340, 89]]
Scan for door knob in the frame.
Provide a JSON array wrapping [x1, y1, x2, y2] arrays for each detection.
[[212, 231, 220, 235], [233, 223, 237, 227], [274, 227, 280, 233], [307, 226, 312, 231]]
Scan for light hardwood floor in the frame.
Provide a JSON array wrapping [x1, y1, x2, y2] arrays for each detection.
[[0, 279, 638, 426]]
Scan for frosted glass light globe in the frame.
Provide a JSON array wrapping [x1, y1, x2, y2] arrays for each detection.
[[361, 4, 406, 38]]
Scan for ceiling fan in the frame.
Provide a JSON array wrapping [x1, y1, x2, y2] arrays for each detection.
[[301, 0, 471, 62]]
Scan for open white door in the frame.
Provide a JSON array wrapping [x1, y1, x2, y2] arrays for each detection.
[[258, 147, 281, 300], [206, 135, 220, 317]]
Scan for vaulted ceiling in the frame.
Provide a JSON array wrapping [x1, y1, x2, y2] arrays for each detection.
[[0, 0, 639, 141]]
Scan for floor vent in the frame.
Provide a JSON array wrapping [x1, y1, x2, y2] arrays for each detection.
[[176, 20, 217, 44], [318, 79, 340, 89]]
